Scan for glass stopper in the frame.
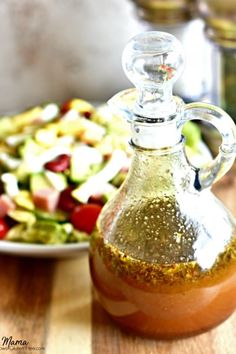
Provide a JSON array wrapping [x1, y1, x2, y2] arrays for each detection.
[[122, 31, 185, 118]]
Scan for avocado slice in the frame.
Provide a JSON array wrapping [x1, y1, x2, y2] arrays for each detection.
[[14, 190, 34, 210], [44, 171, 68, 191], [30, 173, 52, 193], [6, 221, 68, 244], [34, 209, 68, 222], [7, 209, 36, 225]]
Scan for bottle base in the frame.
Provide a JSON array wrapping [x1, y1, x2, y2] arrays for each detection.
[[108, 312, 233, 340]]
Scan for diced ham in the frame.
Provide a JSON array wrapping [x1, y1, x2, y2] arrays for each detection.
[[0, 194, 15, 218], [33, 189, 59, 213]]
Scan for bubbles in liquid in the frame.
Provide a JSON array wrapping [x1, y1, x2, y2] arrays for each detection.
[[108, 197, 198, 264]]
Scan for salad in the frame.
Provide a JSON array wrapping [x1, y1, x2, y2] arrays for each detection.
[[0, 99, 204, 245]]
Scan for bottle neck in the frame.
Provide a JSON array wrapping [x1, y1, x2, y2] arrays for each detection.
[[131, 95, 184, 149], [131, 121, 182, 149], [134, 84, 176, 118]]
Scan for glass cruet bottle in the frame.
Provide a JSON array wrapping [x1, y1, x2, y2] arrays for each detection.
[[89, 31, 236, 339]]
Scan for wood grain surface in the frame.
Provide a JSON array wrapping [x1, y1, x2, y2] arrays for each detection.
[[0, 173, 236, 354]]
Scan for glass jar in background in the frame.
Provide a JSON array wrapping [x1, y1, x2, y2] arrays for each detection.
[[198, 0, 236, 46], [197, 0, 236, 156], [198, 0, 236, 120], [131, 0, 212, 102]]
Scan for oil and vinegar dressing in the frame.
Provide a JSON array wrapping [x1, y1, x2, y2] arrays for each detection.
[[89, 198, 236, 338]]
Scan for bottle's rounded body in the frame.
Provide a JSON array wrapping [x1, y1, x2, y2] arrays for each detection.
[[89, 145, 236, 338]]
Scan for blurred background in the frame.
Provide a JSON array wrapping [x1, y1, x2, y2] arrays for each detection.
[[0, 0, 235, 121], [0, 0, 141, 112]]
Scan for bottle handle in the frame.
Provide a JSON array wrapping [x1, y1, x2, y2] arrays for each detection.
[[183, 102, 236, 190]]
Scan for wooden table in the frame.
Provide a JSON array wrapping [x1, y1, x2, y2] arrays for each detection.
[[1, 173, 236, 354]]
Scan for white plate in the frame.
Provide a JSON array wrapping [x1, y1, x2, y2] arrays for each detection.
[[0, 240, 88, 258]]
